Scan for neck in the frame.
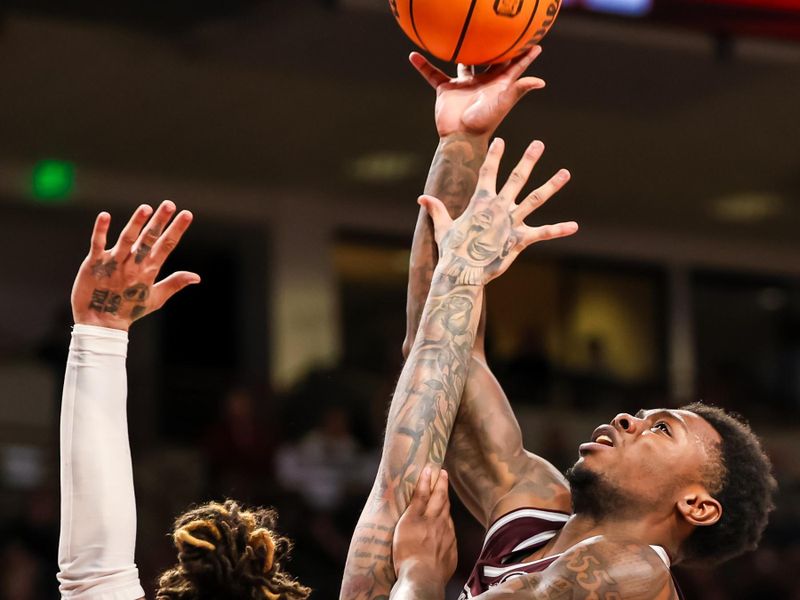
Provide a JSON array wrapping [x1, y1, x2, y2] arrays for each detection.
[[549, 511, 683, 563]]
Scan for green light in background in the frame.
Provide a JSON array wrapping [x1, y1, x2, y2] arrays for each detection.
[[31, 160, 75, 202]]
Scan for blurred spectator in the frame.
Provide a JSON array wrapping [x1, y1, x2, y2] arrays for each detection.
[[0, 541, 44, 600], [276, 405, 375, 512], [273, 403, 377, 598], [0, 488, 59, 599], [203, 384, 278, 502]]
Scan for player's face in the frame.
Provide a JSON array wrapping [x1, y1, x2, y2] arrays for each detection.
[[573, 408, 721, 510]]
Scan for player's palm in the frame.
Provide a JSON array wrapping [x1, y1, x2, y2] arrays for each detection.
[[411, 45, 546, 138], [71, 201, 200, 331], [435, 79, 512, 135]]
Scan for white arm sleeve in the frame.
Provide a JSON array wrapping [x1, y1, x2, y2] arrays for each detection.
[[58, 324, 146, 600]]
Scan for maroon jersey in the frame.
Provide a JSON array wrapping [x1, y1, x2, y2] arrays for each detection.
[[460, 507, 680, 599]]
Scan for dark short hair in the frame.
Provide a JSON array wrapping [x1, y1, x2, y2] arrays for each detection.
[[680, 403, 777, 567]]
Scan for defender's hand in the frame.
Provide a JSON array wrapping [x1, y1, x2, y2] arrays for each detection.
[[410, 45, 545, 139], [393, 468, 457, 589], [421, 138, 577, 285], [71, 201, 200, 331]]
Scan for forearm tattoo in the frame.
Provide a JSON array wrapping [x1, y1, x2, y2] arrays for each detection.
[[445, 363, 564, 526], [406, 135, 486, 351], [341, 280, 482, 600], [342, 135, 487, 600]]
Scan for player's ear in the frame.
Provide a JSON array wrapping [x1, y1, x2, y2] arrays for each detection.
[[677, 485, 722, 527]]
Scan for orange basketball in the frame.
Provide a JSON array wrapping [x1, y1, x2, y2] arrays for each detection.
[[389, 0, 562, 65]]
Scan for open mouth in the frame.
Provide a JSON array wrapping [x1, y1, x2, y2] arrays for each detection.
[[589, 425, 617, 447], [579, 425, 618, 456]]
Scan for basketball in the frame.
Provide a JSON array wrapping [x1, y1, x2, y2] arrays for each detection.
[[389, 0, 562, 65]]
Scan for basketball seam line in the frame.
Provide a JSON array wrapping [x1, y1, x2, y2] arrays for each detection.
[[409, 0, 431, 52], [450, 0, 480, 64], [484, 0, 542, 64]]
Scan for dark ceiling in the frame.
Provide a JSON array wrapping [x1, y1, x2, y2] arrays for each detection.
[[0, 1, 798, 247]]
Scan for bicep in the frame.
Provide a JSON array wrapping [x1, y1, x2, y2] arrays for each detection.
[[444, 356, 569, 527]]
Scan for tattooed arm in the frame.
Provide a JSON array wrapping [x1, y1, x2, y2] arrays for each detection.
[[403, 45, 547, 358], [403, 51, 572, 528], [341, 138, 577, 600], [58, 202, 197, 599], [341, 240, 484, 600], [394, 537, 678, 600], [413, 165, 572, 527], [341, 49, 549, 600]]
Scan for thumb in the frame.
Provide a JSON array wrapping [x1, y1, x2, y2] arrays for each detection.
[[151, 271, 201, 310], [418, 195, 452, 243], [500, 77, 545, 111]]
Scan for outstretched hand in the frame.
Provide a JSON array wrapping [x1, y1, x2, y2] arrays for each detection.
[[420, 138, 577, 285], [71, 200, 200, 331], [410, 45, 546, 139], [393, 467, 457, 589]]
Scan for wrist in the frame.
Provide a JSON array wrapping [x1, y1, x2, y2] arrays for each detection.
[[438, 131, 490, 147], [433, 259, 487, 289], [73, 313, 130, 332]]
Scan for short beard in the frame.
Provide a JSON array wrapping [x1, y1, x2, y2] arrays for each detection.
[[565, 463, 639, 521]]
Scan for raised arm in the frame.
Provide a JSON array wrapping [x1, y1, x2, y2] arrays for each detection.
[[403, 46, 547, 359], [58, 202, 198, 599], [341, 138, 577, 600], [403, 50, 570, 529]]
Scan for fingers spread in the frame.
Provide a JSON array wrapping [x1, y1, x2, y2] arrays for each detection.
[[514, 169, 571, 221], [149, 210, 193, 268], [522, 221, 579, 247], [132, 200, 175, 264], [150, 271, 201, 312], [424, 469, 451, 518], [112, 204, 152, 257], [409, 52, 449, 89], [90, 212, 111, 257], [499, 140, 545, 201], [476, 137, 505, 195]]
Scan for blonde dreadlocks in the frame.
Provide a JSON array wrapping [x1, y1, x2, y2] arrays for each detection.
[[156, 500, 310, 600]]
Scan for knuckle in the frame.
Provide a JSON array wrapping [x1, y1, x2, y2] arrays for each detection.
[[508, 171, 524, 184]]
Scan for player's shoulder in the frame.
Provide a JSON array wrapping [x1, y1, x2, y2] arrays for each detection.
[[477, 534, 678, 599], [544, 535, 677, 598], [568, 535, 672, 569]]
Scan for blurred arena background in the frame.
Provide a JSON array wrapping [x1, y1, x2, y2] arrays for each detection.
[[0, 0, 799, 597]]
